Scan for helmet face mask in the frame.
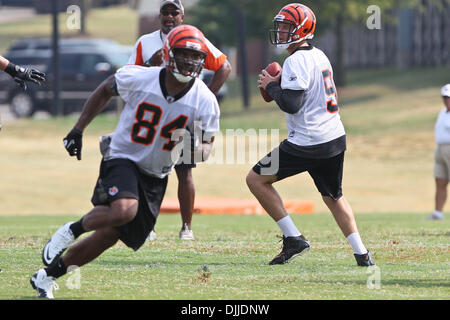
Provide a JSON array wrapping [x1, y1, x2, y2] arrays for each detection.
[[169, 48, 205, 83], [270, 19, 300, 48]]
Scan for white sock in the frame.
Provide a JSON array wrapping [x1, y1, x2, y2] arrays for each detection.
[[276, 216, 301, 237], [346, 232, 367, 255]]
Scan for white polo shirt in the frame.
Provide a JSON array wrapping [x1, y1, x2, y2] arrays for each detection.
[[435, 108, 450, 145], [127, 29, 227, 72]]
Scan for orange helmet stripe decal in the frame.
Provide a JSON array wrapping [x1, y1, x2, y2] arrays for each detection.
[[281, 7, 299, 22], [292, 4, 305, 22]]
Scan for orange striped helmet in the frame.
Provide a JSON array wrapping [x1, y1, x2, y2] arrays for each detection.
[[269, 3, 316, 49], [163, 25, 208, 83]]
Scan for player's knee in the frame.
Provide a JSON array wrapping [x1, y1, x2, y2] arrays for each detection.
[[246, 171, 259, 190], [110, 199, 138, 225]]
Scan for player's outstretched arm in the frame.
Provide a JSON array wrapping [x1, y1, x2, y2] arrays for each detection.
[[63, 75, 118, 160], [0, 55, 46, 91], [207, 60, 231, 95], [0, 55, 9, 70]]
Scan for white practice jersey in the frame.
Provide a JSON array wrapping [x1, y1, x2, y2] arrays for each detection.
[[281, 46, 345, 146], [127, 30, 164, 66], [127, 30, 227, 72], [105, 65, 220, 178]]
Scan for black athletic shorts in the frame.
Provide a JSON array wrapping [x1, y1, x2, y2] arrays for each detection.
[[252, 145, 345, 200], [174, 162, 196, 170], [91, 158, 168, 251]]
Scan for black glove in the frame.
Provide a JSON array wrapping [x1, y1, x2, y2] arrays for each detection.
[[63, 128, 83, 160], [4, 62, 46, 91]]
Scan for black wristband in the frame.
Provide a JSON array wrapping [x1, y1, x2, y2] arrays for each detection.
[[4, 62, 17, 77]]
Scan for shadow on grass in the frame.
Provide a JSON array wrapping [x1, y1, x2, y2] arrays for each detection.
[[93, 259, 260, 267]]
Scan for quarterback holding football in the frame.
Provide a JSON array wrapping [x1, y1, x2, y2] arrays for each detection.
[[249, 3, 375, 267]]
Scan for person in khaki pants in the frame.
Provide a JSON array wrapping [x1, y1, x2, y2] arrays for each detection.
[[428, 84, 450, 220]]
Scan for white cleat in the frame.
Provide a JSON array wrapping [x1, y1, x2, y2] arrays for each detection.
[[147, 229, 157, 241], [30, 269, 59, 299], [179, 223, 194, 240], [426, 212, 444, 220], [42, 222, 75, 266]]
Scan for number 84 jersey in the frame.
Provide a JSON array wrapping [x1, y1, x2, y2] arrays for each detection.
[[281, 45, 345, 147], [105, 65, 220, 178]]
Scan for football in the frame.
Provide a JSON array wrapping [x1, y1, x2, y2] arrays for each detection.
[[259, 62, 282, 102]]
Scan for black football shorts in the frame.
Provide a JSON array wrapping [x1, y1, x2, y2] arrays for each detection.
[[91, 158, 168, 251], [252, 146, 344, 200]]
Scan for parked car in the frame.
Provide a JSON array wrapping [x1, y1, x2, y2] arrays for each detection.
[[5, 37, 131, 56], [0, 38, 132, 117], [0, 37, 227, 117]]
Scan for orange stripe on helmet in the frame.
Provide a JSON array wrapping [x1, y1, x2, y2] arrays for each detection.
[[291, 4, 304, 22], [301, 4, 316, 34], [167, 25, 207, 53]]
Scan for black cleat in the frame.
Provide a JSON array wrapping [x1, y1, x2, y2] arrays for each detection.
[[354, 251, 375, 266], [269, 235, 310, 265]]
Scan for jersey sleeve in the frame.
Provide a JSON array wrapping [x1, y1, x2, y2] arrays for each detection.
[[281, 55, 310, 91], [203, 37, 227, 72], [114, 65, 148, 102], [193, 91, 220, 142], [127, 39, 144, 66]]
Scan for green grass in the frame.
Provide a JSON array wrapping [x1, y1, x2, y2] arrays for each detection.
[[0, 66, 447, 216], [1, 5, 449, 300], [0, 213, 448, 299]]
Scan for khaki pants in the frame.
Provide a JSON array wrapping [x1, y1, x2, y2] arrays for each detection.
[[434, 144, 450, 179]]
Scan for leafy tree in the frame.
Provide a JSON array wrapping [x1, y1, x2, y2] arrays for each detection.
[[187, 0, 446, 88]]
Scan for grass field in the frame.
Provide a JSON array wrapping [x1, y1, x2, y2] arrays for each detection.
[[0, 213, 448, 300], [1, 66, 449, 300], [0, 5, 449, 300]]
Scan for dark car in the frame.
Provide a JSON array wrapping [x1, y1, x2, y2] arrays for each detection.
[[0, 39, 131, 117], [5, 37, 130, 56]]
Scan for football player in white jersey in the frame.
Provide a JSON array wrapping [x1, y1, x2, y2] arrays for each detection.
[[30, 25, 220, 298], [246, 3, 374, 267], [127, 0, 231, 240]]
